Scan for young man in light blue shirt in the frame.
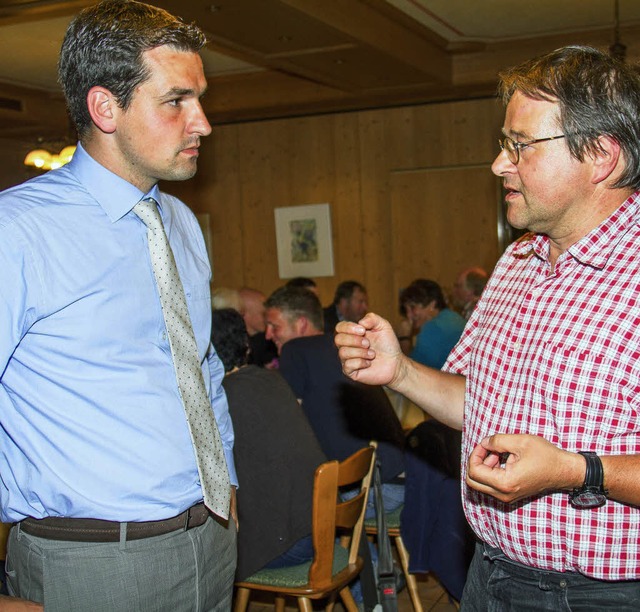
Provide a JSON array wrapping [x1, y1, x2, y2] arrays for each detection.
[[0, 1, 237, 609]]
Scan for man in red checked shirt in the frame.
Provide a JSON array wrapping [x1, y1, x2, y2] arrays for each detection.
[[336, 45, 640, 610]]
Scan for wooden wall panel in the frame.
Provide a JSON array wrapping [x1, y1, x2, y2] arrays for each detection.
[[357, 110, 393, 315], [387, 166, 501, 327], [165, 96, 505, 313]]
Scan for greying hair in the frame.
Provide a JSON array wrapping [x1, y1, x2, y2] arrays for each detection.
[[498, 45, 640, 190], [265, 286, 324, 331], [59, 0, 206, 137]]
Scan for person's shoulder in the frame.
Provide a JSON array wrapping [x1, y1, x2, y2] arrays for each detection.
[[323, 304, 338, 321], [224, 364, 280, 391], [0, 168, 80, 229], [442, 308, 466, 327], [281, 335, 334, 369], [285, 334, 329, 352]]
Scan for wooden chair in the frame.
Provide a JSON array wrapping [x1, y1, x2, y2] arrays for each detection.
[[365, 506, 423, 612], [234, 445, 376, 612]]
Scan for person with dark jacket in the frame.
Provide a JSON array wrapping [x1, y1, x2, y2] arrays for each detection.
[[211, 308, 326, 580], [265, 286, 405, 517]]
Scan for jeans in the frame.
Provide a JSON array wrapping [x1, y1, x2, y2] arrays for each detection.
[[342, 482, 405, 520], [461, 542, 640, 611]]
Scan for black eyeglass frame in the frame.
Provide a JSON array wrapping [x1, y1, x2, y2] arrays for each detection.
[[498, 134, 566, 164]]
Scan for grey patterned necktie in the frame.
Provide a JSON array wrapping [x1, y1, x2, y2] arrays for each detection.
[[134, 198, 230, 519]]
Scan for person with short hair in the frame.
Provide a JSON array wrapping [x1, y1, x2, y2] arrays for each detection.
[[399, 279, 466, 369], [265, 286, 405, 518], [285, 276, 319, 295], [237, 287, 277, 368], [0, 1, 237, 609], [336, 46, 640, 609], [211, 308, 326, 580], [451, 267, 488, 320], [323, 280, 369, 334]]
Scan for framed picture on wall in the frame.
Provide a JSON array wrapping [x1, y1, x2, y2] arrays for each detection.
[[274, 203, 335, 279]]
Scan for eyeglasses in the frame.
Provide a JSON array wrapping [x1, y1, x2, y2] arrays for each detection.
[[498, 134, 566, 164]]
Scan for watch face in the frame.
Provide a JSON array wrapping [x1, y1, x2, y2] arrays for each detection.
[[571, 490, 607, 509]]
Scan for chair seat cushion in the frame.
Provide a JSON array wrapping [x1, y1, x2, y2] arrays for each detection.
[[242, 544, 350, 587], [364, 504, 402, 530]]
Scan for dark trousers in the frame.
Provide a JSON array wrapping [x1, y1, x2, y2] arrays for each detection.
[[461, 542, 640, 611]]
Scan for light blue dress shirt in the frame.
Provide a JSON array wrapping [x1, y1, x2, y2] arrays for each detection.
[[0, 143, 237, 522]]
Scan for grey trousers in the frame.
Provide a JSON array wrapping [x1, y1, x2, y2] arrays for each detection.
[[5, 516, 237, 612]]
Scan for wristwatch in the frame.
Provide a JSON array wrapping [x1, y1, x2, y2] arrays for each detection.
[[569, 451, 608, 509]]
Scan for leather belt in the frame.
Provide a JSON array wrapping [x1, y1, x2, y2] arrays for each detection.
[[19, 502, 210, 542]]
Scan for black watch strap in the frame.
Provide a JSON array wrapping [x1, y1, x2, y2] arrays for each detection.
[[569, 451, 608, 509], [579, 451, 605, 491]]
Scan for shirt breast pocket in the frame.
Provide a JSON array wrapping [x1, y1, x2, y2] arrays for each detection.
[[540, 341, 627, 443], [183, 281, 211, 353]]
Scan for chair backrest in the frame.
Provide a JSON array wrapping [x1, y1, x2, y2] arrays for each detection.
[[307, 445, 376, 589]]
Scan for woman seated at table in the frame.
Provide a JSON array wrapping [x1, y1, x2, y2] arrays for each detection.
[[211, 308, 327, 580]]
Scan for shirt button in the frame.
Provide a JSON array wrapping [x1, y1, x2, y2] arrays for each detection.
[[497, 395, 505, 404], [162, 332, 167, 341]]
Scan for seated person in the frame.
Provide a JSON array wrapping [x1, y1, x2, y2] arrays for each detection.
[[211, 309, 326, 580], [451, 267, 488, 320], [323, 280, 369, 334], [264, 286, 405, 518], [285, 277, 319, 296], [399, 279, 466, 369], [237, 287, 278, 368]]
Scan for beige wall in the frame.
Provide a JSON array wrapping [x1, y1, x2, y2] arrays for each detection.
[[165, 96, 506, 325]]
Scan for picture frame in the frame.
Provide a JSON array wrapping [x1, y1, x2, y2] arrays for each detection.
[[274, 203, 335, 279]]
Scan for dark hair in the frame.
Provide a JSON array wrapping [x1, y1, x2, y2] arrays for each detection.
[[58, 0, 206, 137], [498, 45, 640, 189], [264, 286, 324, 331], [211, 308, 249, 373], [399, 279, 446, 312], [286, 277, 317, 290], [333, 280, 366, 305]]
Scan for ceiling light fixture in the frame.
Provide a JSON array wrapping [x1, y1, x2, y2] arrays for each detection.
[[24, 144, 76, 171]]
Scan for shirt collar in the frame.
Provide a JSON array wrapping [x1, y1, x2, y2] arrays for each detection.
[[66, 142, 162, 222], [511, 192, 640, 269]]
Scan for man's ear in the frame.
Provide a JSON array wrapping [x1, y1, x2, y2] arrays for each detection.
[[295, 316, 309, 336], [86, 86, 118, 134], [590, 135, 622, 184]]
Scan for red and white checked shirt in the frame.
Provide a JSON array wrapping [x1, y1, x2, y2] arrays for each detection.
[[444, 192, 640, 580]]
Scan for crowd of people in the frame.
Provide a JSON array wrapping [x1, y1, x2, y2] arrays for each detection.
[[2, 0, 639, 610]]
